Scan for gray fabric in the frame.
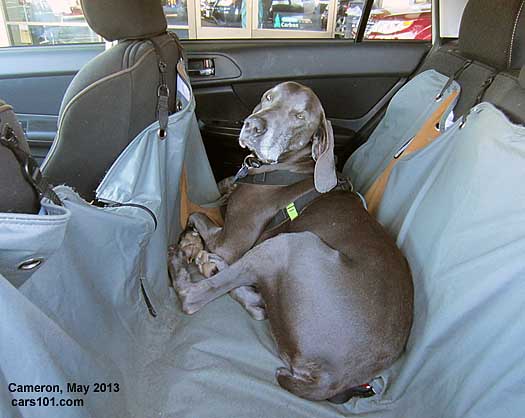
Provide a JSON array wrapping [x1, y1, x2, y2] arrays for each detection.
[[371, 103, 525, 417], [458, 0, 525, 70], [80, 0, 167, 42], [0, 73, 221, 417], [2, 70, 525, 418], [42, 33, 180, 202], [343, 70, 460, 194], [0, 201, 68, 288]]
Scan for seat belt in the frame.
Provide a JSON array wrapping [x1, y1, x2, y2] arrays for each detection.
[[0, 113, 62, 207], [365, 90, 459, 216]]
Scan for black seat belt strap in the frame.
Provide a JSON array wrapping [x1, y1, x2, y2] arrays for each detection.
[[0, 123, 62, 206]]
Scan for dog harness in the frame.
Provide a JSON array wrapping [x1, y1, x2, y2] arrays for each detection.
[[233, 154, 355, 232]]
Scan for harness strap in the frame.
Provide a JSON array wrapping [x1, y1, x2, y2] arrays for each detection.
[[264, 188, 322, 232], [264, 177, 354, 232], [0, 123, 62, 206], [232, 153, 354, 231], [236, 170, 313, 186]]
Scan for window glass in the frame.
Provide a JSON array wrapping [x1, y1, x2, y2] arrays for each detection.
[[334, 1, 366, 39], [200, 0, 247, 29], [1, 0, 101, 46], [364, 0, 432, 41], [163, 0, 190, 39], [0, 0, 431, 47], [258, 0, 329, 32]]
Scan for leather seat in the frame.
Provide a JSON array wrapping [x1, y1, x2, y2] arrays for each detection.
[[42, 0, 182, 201]]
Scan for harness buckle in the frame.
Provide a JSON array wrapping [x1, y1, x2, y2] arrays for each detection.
[[285, 202, 299, 221], [234, 154, 263, 182]]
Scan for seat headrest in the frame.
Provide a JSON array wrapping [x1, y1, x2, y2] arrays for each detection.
[[459, 0, 525, 70], [80, 0, 167, 42]]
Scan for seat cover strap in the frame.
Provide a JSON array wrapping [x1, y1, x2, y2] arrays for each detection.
[[365, 90, 459, 216]]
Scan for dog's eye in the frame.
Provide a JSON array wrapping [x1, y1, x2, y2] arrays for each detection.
[[296, 113, 305, 120], [265, 94, 272, 102]]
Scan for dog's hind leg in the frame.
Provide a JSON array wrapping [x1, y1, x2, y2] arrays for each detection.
[[276, 361, 338, 402]]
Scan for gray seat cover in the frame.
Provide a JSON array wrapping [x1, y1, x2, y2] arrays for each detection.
[[1, 59, 524, 418], [343, 70, 460, 194], [0, 71, 221, 418]]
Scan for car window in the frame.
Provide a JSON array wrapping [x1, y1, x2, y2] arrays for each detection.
[[0, 0, 431, 47], [363, 0, 432, 41], [0, 0, 101, 46]]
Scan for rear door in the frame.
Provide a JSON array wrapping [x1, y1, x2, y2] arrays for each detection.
[[187, 39, 429, 179], [0, 0, 432, 177]]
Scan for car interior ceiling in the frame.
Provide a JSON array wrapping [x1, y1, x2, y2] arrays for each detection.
[[1, 0, 525, 416]]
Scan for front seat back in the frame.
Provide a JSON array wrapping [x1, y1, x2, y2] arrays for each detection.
[[42, 0, 182, 201]]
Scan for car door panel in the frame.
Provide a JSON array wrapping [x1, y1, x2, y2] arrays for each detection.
[[16, 114, 58, 164], [0, 44, 103, 160], [0, 40, 429, 179], [185, 40, 430, 180]]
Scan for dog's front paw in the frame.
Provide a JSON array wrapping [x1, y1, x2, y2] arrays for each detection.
[[195, 250, 227, 278], [173, 267, 209, 315], [179, 229, 204, 263]]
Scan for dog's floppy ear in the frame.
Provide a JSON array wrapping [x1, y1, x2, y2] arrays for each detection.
[[312, 113, 337, 193]]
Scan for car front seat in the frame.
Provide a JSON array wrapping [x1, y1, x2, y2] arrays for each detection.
[[42, 0, 182, 201]]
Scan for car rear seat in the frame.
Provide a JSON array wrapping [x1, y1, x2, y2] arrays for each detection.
[[144, 1, 525, 417], [343, 0, 525, 196], [3, 1, 524, 417]]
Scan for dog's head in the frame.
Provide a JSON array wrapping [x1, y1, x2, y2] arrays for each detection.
[[239, 82, 337, 193]]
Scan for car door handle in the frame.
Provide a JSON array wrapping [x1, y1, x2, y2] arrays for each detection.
[[188, 58, 215, 77]]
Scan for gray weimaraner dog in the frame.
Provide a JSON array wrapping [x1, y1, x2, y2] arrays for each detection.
[[171, 81, 413, 403]]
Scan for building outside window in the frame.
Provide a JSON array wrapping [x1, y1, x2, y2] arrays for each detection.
[[0, 0, 431, 47]]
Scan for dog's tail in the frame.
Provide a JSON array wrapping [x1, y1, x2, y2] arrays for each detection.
[[276, 359, 341, 401]]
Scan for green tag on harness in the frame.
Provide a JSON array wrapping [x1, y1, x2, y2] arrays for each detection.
[[286, 202, 299, 221]]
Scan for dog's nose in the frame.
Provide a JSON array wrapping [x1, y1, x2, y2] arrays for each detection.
[[243, 116, 267, 137]]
